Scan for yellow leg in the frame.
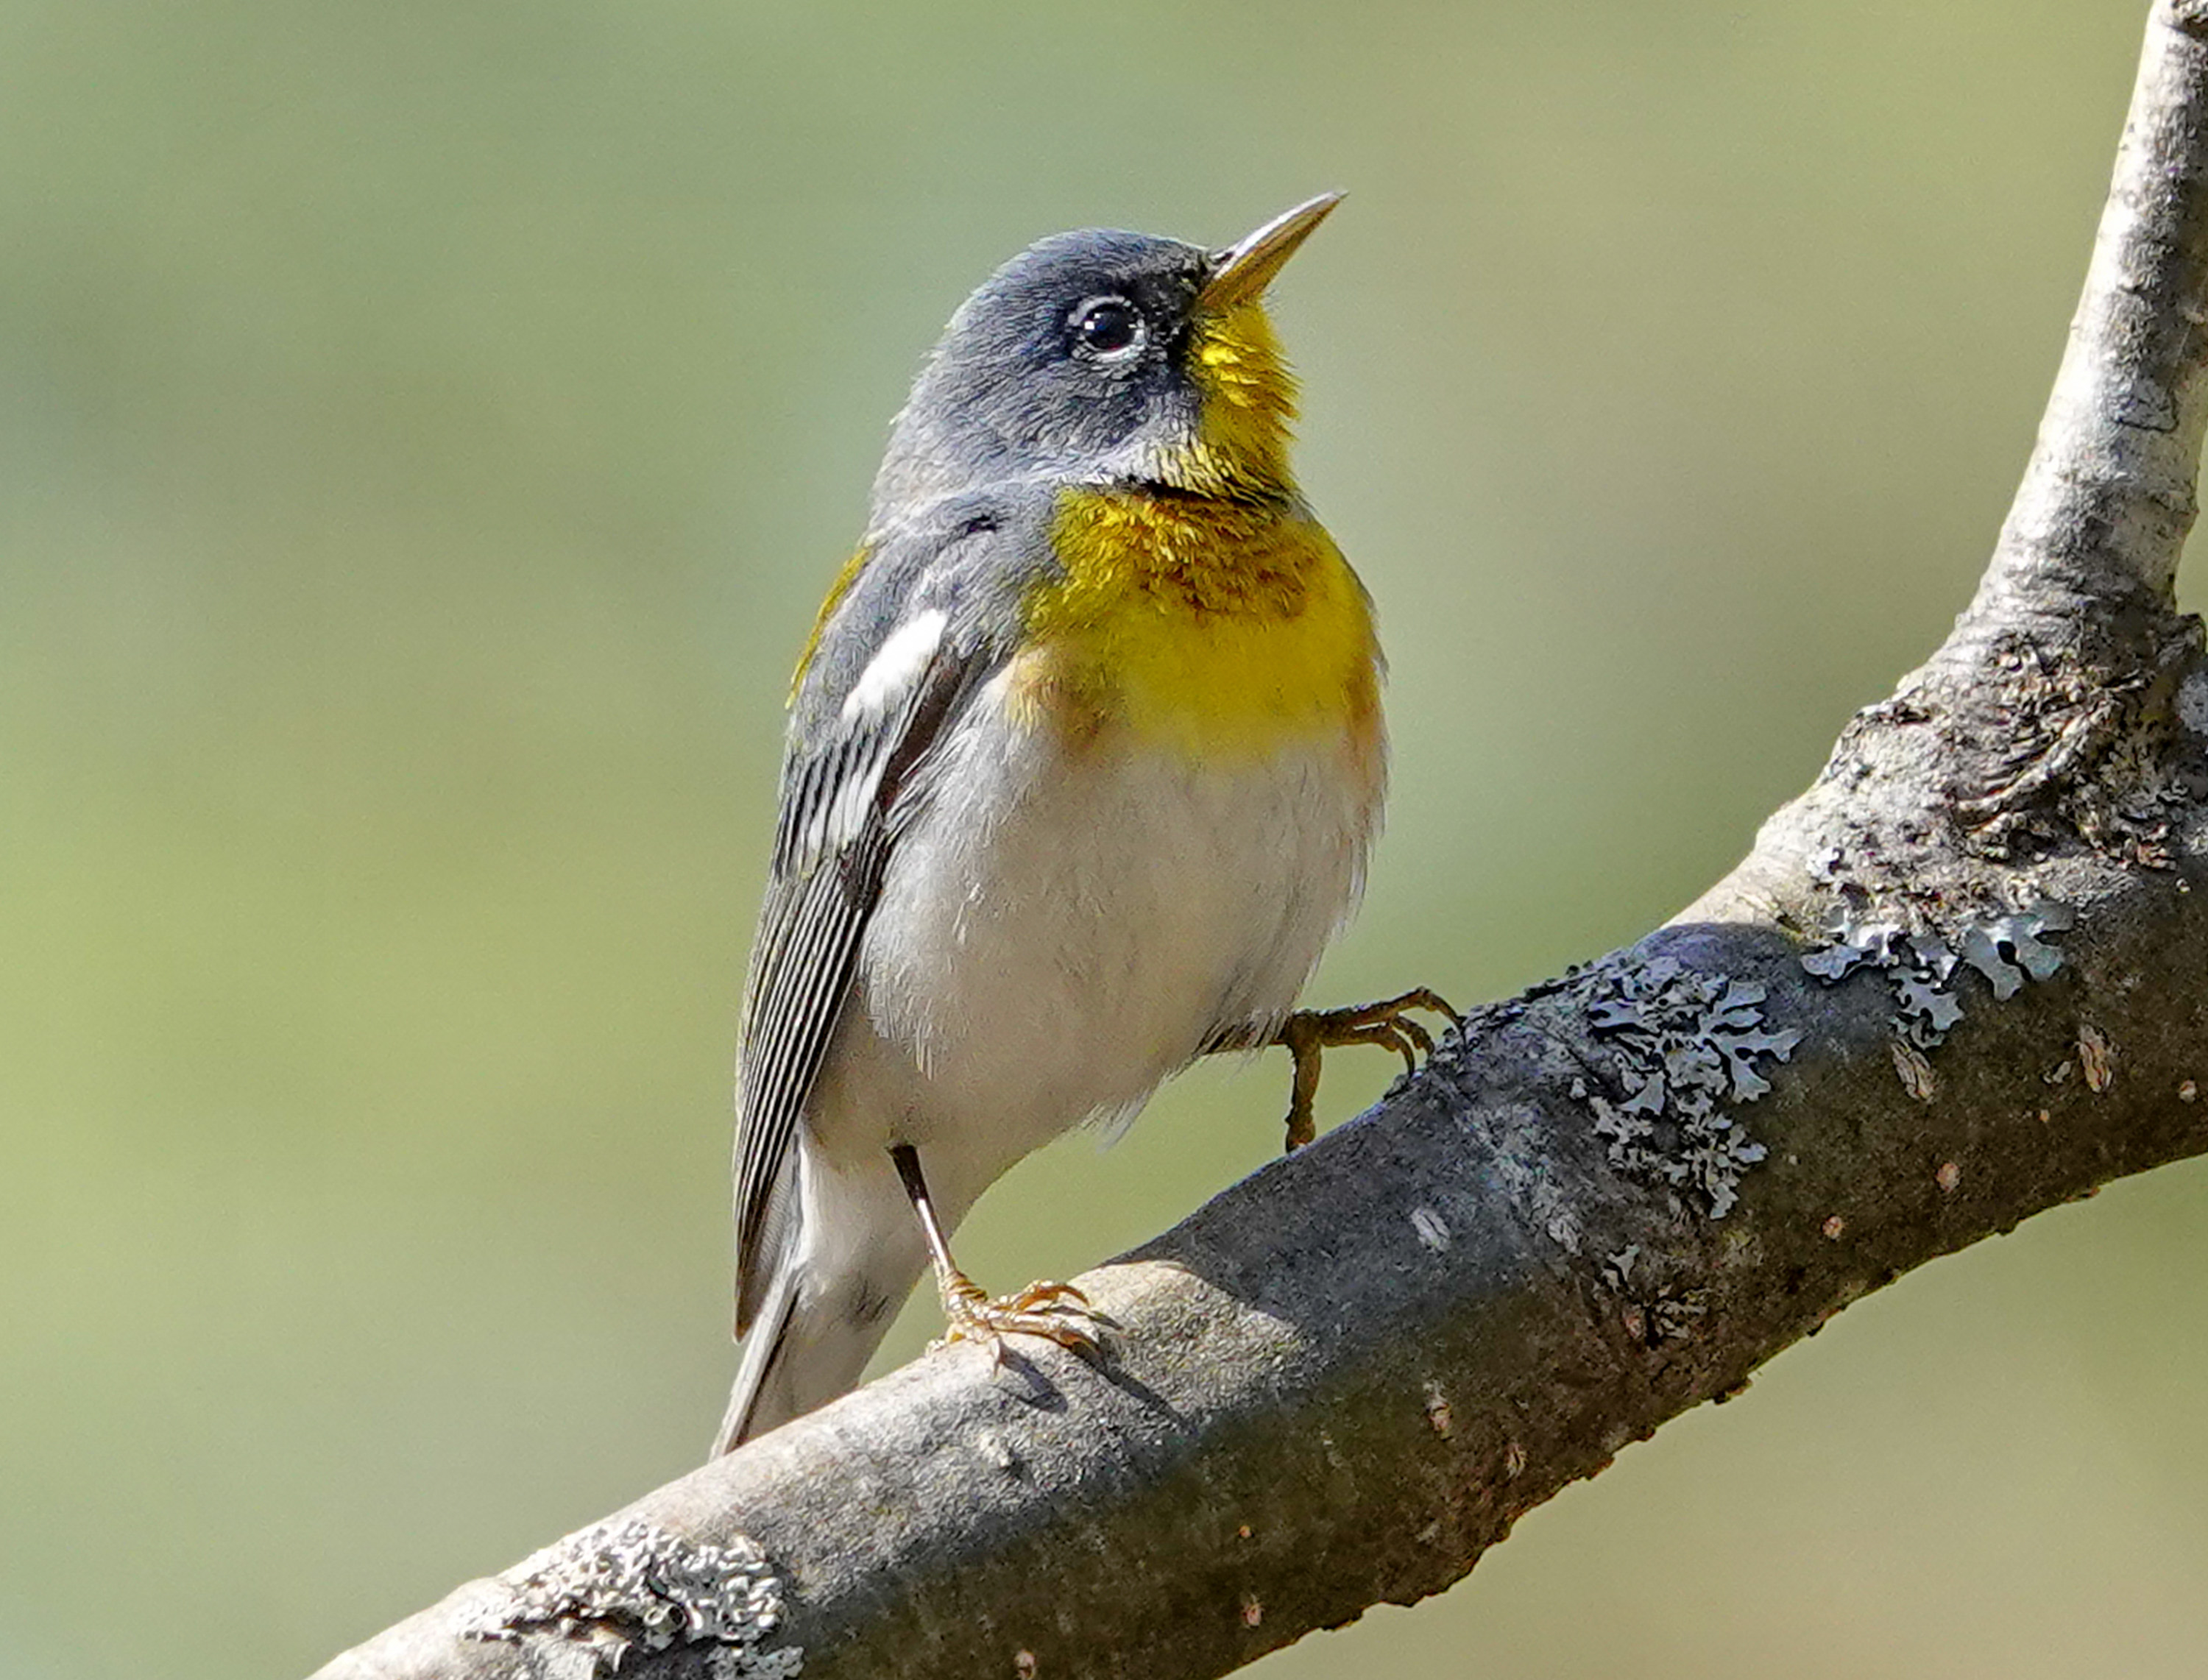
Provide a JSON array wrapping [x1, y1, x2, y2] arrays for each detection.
[[1264, 988, 1461, 1152], [889, 1145, 1101, 1361]]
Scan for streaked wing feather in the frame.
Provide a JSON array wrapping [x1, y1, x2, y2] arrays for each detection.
[[732, 647, 975, 1328]]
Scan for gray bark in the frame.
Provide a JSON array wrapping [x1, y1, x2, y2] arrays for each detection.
[[312, 5, 2208, 1677]]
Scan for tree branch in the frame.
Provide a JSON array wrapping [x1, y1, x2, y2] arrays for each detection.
[[313, 7, 2208, 1677]]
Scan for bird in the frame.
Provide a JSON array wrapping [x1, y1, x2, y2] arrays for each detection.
[[712, 194, 1452, 1456]]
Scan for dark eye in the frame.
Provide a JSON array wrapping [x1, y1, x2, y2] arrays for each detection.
[[1072, 297, 1143, 356]]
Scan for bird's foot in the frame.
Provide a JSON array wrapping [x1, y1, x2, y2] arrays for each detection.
[[930, 1272, 1103, 1364], [1273, 987, 1462, 1152]]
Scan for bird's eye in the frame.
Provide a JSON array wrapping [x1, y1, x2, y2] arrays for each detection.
[[1072, 297, 1143, 356]]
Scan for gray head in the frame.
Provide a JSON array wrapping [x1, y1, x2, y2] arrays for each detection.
[[868, 195, 1342, 518]]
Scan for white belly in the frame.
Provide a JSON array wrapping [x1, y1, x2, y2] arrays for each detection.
[[802, 670, 1382, 1224]]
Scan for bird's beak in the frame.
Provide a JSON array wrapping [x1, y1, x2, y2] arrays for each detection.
[[1200, 192, 1344, 312]]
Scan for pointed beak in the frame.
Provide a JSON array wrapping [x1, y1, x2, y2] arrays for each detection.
[[1199, 191, 1344, 312]]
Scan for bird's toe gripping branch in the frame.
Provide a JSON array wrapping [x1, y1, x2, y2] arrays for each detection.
[[1270, 987, 1462, 1151], [893, 1141, 1108, 1364], [930, 1272, 1104, 1364]]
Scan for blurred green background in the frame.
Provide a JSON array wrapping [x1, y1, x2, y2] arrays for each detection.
[[4, 1, 2206, 1676]]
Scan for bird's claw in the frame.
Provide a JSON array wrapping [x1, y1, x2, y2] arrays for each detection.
[[1274, 986, 1461, 1152], [930, 1275, 1103, 1364]]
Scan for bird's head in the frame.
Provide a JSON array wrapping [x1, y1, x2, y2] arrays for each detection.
[[871, 194, 1340, 513]]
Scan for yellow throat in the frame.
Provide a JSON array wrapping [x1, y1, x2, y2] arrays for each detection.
[[1019, 298, 1380, 759]]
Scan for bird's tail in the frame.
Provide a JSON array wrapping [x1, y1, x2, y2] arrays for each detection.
[[710, 1210, 924, 1456], [711, 1258, 804, 1457]]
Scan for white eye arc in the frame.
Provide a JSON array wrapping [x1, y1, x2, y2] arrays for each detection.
[[1069, 296, 1144, 358]]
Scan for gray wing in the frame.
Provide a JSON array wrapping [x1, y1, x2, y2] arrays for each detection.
[[732, 516, 1019, 1332]]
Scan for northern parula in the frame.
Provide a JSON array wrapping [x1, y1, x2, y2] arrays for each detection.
[[713, 194, 1452, 1454]]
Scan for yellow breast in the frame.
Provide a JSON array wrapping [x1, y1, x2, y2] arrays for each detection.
[[1013, 485, 1381, 760]]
